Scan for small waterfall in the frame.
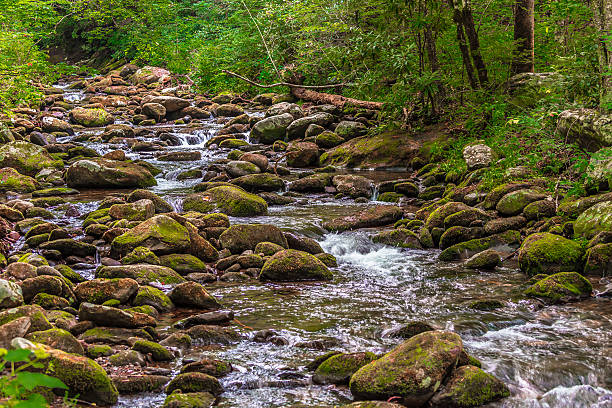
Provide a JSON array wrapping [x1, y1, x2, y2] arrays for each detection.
[[371, 184, 379, 201]]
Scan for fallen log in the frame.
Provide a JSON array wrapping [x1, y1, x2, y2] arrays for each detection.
[[221, 70, 383, 110]]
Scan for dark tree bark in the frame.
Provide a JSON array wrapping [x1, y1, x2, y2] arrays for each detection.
[[593, 0, 611, 111], [511, 0, 535, 75], [450, 0, 488, 88]]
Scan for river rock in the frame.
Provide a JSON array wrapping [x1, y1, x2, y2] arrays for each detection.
[[142, 103, 166, 121], [70, 107, 114, 127], [464, 249, 501, 269], [583, 243, 612, 276], [313, 352, 377, 385], [219, 224, 287, 253], [26, 328, 84, 355], [163, 392, 215, 408], [0, 305, 52, 333], [259, 249, 333, 281], [496, 189, 547, 216], [0, 279, 24, 308], [109, 199, 155, 221], [284, 232, 324, 254], [286, 113, 334, 140], [0, 167, 38, 192], [0, 141, 62, 176], [524, 272, 592, 303], [166, 372, 223, 395], [74, 278, 139, 304], [251, 113, 294, 144], [286, 141, 319, 167], [79, 302, 155, 328], [332, 175, 373, 198], [231, 173, 284, 192], [316, 131, 345, 148], [463, 144, 494, 170], [66, 158, 156, 188], [145, 95, 190, 112], [372, 228, 422, 249], [127, 189, 174, 213], [429, 365, 510, 407], [41, 116, 73, 134], [335, 121, 367, 139], [111, 214, 190, 256], [181, 358, 233, 377], [323, 205, 404, 232], [183, 186, 267, 217], [574, 201, 612, 239], [266, 102, 303, 118], [518, 233, 584, 276], [96, 265, 186, 285], [349, 330, 463, 405], [169, 282, 221, 309], [226, 160, 261, 177], [0, 317, 31, 348], [557, 108, 612, 151]]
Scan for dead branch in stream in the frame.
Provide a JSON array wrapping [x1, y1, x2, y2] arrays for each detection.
[[221, 70, 383, 110]]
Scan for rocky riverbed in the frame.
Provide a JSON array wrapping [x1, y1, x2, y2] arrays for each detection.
[[0, 65, 610, 408]]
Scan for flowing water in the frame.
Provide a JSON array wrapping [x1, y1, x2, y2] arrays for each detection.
[[41, 80, 612, 407]]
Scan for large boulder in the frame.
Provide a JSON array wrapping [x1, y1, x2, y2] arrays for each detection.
[[225, 160, 261, 178], [41, 116, 73, 134], [286, 113, 334, 140], [26, 328, 84, 355], [286, 141, 319, 168], [109, 199, 155, 221], [332, 175, 373, 198], [70, 107, 114, 127], [111, 215, 190, 256], [524, 272, 592, 303], [323, 205, 403, 232], [219, 224, 287, 253], [132, 66, 170, 84], [583, 243, 612, 276], [0, 167, 38, 192], [349, 331, 463, 405], [169, 282, 221, 309], [259, 249, 333, 281], [0, 141, 61, 176], [251, 113, 294, 144], [496, 189, 547, 216], [231, 174, 284, 192], [74, 278, 139, 304], [463, 144, 494, 170], [518, 233, 584, 276], [557, 108, 612, 151], [574, 201, 612, 239], [144, 96, 190, 112], [66, 158, 156, 188], [182, 186, 267, 217], [96, 265, 186, 285], [429, 365, 510, 407], [335, 121, 367, 140], [313, 352, 377, 385]]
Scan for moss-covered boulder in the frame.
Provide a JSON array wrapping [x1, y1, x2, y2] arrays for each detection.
[[321, 131, 420, 168], [66, 158, 156, 188], [112, 374, 170, 394], [313, 352, 377, 385], [424, 202, 472, 230], [183, 186, 267, 217], [123, 246, 161, 265], [332, 175, 374, 198], [96, 264, 186, 285], [323, 205, 404, 232], [0, 167, 38, 192], [0, 305, 52, 333], [524, 272, 592, 303], [583, 243, 612, 276], [166, 372, 223, 395], [132, 339, 174, 361], [79, 326, 153, 345], [254, 241, 285, 256], [0, 141, 62, 177], [169, 282, 221, 309], [372, 229, 422, 249], [74, 278, 139, 304], [127, 189, 174, 213], [251, 113, 294, 144], [111, 215, 190, 256], [35, 344, 119, 405], [574, 201, 612, 239], [316, 131, 345, 148], [439, 230, 522, 262], [78, 302, 155, 328], [159, 254, 207, 274], [231, 173, 284, 192], [464, 249, 501, 270], [349, 331, 463, 405], [70, 107, 114, 127], [260, 249, 332, 281], [219, 224, 287, 253], [26, 328, 84, 355], [0, 279, 24, 308], [518, 233, 584, 276], [132, 285, 174, 312], [558, 192, 612, 218], [225, 160, 261, 178], [163, 391, 216, 408], [496, 189, 547, 216], [109, 199, 155, 221], [429, 365, 510, 407], [181, 358, 233, 377], [286, 141, 320, 167]]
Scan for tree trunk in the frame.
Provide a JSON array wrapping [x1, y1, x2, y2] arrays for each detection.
[[593, 0, 611, 112], [511, 0, 535, 75], [290, 87, 384, 110], [449, 0, 488, 88]]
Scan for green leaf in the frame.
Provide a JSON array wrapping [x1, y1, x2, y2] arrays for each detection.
[[14, 393, 48, 408], [16, 372, 68, 391], [4, 349, 33, 363]]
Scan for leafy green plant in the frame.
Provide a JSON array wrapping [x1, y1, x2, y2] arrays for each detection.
[[0, 346, 70, 408]]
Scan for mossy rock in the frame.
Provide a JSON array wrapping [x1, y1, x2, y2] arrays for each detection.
[[70, 107, 114, 127], [0, 167, 38, 192], [557, 192, 612, 218], [79, 326, 153, 345], [482, 182, 532, 210], [0, 304, 52, 332], [429, 365, 510, 407], [464, 249, 501, 270], [349, 331, 463, 405], [112, 374, 170, 394], [583, 243, 612, 276], [439, 231, 521, 262], [313, 352, 377, 385], [439, 226, 479, 250], [323, 205, 404, 232], [254, 241, 285, 256], [260, 249, 333, 281], [109, 349, 147, 366], [54, 264, 86, 284], [96, 265, 186, 285], [123, 246, 161, 265], [74, 278, 139, 304], [524, 272, 592, 303], [231, 173, 285, 193], [111, 215, 191, 256], [165, 372, 223, 395], [518, 233, 584, 276], [183, 186, 268, 217], [132, 339, 174, 361], [314, 252, 338, 267], [372, 228, 421, 249], [132, 285, 174, 312], [169, 282, 221, 309], [159, 254, 208, 274], [219, 223, 287, 254], [523, 199, 556, 221], [496, 189, 547, 216], [180, 358, 233, 378], [32, 293, 70, 310], [26, 328, 84, 355], [163, 391, 215, 408], [574, 201, 612, 240], [315, 131, 345, 148], [87, 344, 113, 359], [425, 202, 471, 230], [219, 138, 248, 148], [378, 192, 403, 203], [66, 158, 156, 188]]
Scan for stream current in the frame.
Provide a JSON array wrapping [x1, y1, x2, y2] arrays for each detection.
[[42, 82, 612, 408]]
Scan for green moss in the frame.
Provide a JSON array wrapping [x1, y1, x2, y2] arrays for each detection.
[[159, 254, 207, 274], [524, 271, 593, 303], [132, 339, 174, 361], [518, 232, 585, 276], [87, 344, 113, 359], [163, 391, 215, 408], [123, 246, 161, 265], [313, 352, 377, 384], [133, 285, 173, 312], [378, 192, 403, 203]]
